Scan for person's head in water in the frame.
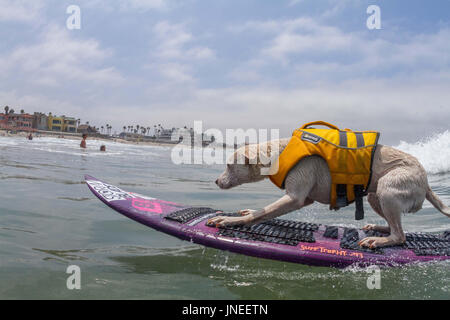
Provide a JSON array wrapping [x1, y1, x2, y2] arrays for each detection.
[[100, 145, 106, 152]]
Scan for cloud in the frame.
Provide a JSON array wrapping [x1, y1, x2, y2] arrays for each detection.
[[0, 25, 123, 86], [152, 21, 215, 60], [150, 21, 215, 82], [0, 0, 45, 23], [120, 0, 169, 11], [288, 0, 303, 6], [227, 17, 450, 84], [1, 1, 448, 147], [156, 63, 194, 82], [0, 89, 82, 118], [79, 0, 171, 12]]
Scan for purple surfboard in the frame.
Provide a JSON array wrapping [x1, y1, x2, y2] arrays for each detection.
[[85, 175, 450, 268]]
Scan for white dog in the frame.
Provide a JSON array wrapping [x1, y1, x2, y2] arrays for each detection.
[[208, 139, 450, 248]]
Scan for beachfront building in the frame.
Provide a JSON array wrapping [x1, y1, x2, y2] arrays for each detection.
[[47, 114, 63, 131], [63, 117, 77, 133], [47, 114, 78, 132], [32, 112, 48, 130], [0, 113, 7, 129], [77, 124, 98, 134], [0, 112, 34, 131]]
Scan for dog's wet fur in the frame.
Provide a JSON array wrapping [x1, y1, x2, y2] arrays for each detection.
[[209, 138, 450, 248]]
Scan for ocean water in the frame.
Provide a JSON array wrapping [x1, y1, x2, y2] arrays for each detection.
[[0, 133, 449, 300]]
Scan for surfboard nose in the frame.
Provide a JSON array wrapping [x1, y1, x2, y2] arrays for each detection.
[[84, 174, 95, 181]]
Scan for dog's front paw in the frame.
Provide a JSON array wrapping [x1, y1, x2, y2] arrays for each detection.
[[207, 215, 251, 228], [362, 224, 376, 231], [362, 224, 390, 233], [237, 209, 257, 216], [358, 235, 403, 248]]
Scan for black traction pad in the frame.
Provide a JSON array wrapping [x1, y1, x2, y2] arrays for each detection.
[[346, 229, 450, 256], [404, 232, 450, 256], [340, 228, 384, 254], [323, 226, 339, 239], [164, 208, 450, 255], [215, 221, 316, 246], [165, 207, 217, 224], [164, 208, 318, 246], [204, 212, 318, 246]]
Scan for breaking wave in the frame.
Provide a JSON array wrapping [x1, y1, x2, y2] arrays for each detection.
[[396, 131, 450, 175]]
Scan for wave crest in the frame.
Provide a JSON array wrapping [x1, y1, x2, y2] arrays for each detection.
[[396, 131, 450, 175]]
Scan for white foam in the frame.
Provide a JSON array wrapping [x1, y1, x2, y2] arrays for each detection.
[[0, 135, 164, 159], [395, 131, 450, 175]]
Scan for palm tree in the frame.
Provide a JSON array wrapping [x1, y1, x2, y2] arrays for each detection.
[[9, 109, 15, 114], [20, 109, 25, 114], [123, 126, 126, 133], [4, 106, 9, 114], [101, 126, 104, 133]]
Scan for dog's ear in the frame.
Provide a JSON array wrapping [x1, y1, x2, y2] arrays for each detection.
[[243, 145, 259, 165]]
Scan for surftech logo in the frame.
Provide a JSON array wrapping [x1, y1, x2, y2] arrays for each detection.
[[86, 180, 134, 202]]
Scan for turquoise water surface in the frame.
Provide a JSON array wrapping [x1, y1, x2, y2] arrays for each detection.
[[0, 134, 449, 299]]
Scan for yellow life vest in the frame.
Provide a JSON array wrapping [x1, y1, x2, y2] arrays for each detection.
[[269, 121, 380, 219]]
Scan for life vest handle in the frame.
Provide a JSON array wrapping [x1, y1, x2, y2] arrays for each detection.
[[300, 121, 340, 130]]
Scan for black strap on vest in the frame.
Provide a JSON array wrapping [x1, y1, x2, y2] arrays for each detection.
[[335, 131, 366, 220], [335, 184, 348, 208], [336, 131, 349, 209], [354, 185, 365, 220]]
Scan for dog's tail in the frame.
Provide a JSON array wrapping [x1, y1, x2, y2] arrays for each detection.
[[426, 187, 450, 218]]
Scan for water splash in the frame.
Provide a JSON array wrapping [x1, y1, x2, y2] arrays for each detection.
[[396, 131, 450, 175]]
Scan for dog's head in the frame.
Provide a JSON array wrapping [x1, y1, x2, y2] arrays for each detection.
[[215, 141, 282, 189]]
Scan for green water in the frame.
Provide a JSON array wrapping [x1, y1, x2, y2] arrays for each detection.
[[0, 136, 449, 299]]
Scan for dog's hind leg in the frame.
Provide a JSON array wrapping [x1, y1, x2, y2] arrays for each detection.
[[359, 168, 418, 248], [363, 193, 390, 234], [359, 200, 405, 248]]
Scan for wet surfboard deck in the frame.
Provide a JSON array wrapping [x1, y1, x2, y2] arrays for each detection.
[[85, 175, 450, 268]]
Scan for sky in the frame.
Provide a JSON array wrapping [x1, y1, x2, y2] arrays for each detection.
[[0, 0, 449, 144]]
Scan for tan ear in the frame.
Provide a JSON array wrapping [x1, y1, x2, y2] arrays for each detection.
[[243, 145, 259, 165]]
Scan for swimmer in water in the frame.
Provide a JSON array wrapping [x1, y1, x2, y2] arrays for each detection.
[[27, 133, 33, 140], [100, 145, 106, 152], [80, 134, 87, 148]]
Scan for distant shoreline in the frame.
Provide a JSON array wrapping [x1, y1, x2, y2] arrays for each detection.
[[0, 129, 233, 149], [0, 129, 178, 148]]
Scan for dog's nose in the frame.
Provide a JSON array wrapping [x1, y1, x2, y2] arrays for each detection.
[[215, 179, 219, 185]]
